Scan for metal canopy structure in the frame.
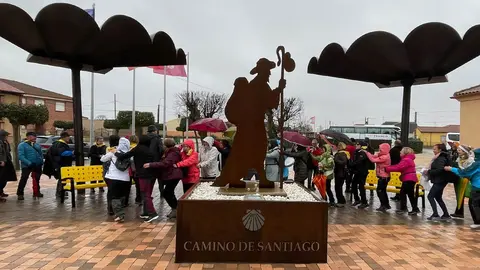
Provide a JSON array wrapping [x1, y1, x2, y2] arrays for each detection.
[[308, 22, 480, 145], [0, 3, 187, 165]]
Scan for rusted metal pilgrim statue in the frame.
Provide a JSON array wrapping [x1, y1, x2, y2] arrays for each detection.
[[212, 47, 295, 188]]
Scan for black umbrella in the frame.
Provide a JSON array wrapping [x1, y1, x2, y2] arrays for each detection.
[[319, 129, 352, 145]]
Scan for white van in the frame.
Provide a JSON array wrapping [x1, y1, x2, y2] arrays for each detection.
[[446, 132, 460, 150]]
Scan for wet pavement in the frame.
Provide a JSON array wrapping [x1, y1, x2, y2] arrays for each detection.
[[0, 160, 479, 269]]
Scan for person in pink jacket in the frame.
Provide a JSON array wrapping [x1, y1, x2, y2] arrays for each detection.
[[365, 143, 391, 212], [385, 147, 421, 215], [175, 139, 200, 194]]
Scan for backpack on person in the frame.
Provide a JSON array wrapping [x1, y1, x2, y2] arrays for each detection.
[[114, 157, 130, 171]]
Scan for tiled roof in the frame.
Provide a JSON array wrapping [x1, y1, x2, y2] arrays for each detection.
[[452, 84, 480, 98], [0, 78, 71, 100], [417, 125, 460, 133], [0, 80, 24, 94]]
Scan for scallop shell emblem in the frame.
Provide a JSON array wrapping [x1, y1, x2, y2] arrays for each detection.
[[242, 210, 265, 232]]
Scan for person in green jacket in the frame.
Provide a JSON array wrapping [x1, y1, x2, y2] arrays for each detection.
[[312, 144, 335, 206]]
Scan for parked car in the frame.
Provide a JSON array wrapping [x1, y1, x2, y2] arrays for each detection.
[[36, 135, 90, 158]]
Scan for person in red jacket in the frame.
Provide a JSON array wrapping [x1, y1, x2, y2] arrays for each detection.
[[144, 138, 182, 219], [385, 147, 420, 215], [175, 139, 200, 193]]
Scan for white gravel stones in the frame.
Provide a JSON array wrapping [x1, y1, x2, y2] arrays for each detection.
[[188, 182, 318, 202]]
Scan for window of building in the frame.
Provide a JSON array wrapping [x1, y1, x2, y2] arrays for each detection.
[[21, 97, 26, 104], [55, 102, 65, 112], [34, 99, 44, 105], [0, 95, 4, 104]]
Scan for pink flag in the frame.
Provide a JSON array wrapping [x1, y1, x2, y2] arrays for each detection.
[[127, 65, 187, 77], [152, 65, 187, 77], [309, 116, 316, 125]]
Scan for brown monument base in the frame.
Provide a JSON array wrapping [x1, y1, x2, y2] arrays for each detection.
[[175, 183, 328, 263]]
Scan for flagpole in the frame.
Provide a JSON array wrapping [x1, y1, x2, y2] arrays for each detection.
[[163, 67, 167, 140], [132, 69, 136, 135], [185, 53, 190, 139], [88, 3, 96, 145]]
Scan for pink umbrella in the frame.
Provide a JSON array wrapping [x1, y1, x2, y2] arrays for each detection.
[[189, 118, 228, 132], [283, 131, 312, 147]]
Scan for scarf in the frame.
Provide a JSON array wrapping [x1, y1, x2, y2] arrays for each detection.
[[456, 149, 480, 177]]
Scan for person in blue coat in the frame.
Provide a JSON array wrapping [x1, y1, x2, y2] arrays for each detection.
[[17, 132, 44, 200], [277, 139, 289, 180], [446, 148, 480, 229]]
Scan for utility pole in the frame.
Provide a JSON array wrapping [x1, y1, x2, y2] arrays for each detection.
[[328, 120, 332, 128], [414, 111, 418, 124], [365, 117, 369, 125], [113, 94, 117, 118], [157, 104, 160, 135]]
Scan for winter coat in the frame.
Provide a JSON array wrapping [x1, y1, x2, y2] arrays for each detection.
[[0, 138, 16, 182], [101, 138, 131, 182], [366, 145, 375, 170], [285, 147, 310, 182], [100, 137, 130, 182], [351, 149, 369, 176], [389, 145, 402, 165], [265, 146, 281, 182], [116, 136, 155, 179], [89, 144, 106, 166], [49, 140, 73, 171], [215, 144, 230, 170], [177, 139, 200, 184], [150, 147, 182, 181], [334, 150, 349, 179], [0, 140, 11, 162], [452, 149, 480, 189], [385, 154, 417, 182], [428, 152, 458, 184], [308, 146, 323, 167], [147, 132, 164, 162], [366, 143, 391, 178], [198, 137, 220, 178], [312, 145, 334, 180], [17, 140, 44, 169], [277, 139, 289, 179]]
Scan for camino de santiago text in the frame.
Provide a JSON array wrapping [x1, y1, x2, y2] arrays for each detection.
[[183, 241, 321, 252]]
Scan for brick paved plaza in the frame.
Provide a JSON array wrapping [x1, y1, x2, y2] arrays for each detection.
[[0, 167, 478, 269]]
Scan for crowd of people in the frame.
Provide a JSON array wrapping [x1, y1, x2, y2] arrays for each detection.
[[0, 126, 479, 228], [272, 138, 479, 229], [0, 125, 231, 223]]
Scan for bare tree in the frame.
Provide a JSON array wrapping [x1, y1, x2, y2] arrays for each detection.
[[176, 90, 227, 119], [175, 91, 202, 123], [292, 117, 314, 133], [266, 97, 304, 138], [199, 91, 228, 118]]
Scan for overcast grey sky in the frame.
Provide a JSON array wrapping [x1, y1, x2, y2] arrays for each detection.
[[1, 0, 478, 128]]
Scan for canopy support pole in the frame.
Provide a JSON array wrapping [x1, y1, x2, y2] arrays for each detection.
[[400, 79, 414, 146]]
